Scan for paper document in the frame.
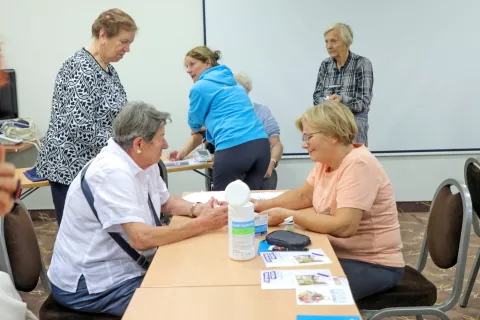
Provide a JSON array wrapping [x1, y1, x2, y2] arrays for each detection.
[[183, 191, 284, 203], [295, 276, 354, 306], [260, 269, 332, 290], [260, 249, 331, 267], [163, 158, 200, 167]]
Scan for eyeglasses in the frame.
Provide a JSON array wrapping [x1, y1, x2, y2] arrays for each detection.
[[302, 132, 322, 145]]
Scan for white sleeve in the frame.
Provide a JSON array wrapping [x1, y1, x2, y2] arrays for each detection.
[[90, 170, 147, 231], [0, 272, 38, 320]]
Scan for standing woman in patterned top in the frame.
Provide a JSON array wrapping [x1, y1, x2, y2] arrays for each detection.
[[36, 9, 137, 225]]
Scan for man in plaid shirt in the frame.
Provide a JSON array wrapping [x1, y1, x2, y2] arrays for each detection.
[[313, 23, 373, 146]]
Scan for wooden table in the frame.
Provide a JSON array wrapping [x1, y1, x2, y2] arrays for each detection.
[[3, 142, 33, 153], [126, 212, 361, 319], [124, 286, 360, 320], [15, 156, 214, 199], [142, 221, 345, 287]]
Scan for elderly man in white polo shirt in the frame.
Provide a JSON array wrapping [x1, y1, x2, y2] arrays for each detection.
[[47, 101, 228, 316]]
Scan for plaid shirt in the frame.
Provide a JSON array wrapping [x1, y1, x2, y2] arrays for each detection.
[[313, 51, 373, 114]]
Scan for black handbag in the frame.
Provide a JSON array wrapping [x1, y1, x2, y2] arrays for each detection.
[[266, 230, 311, 250]]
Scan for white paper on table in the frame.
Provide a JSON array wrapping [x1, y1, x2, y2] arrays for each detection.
[[163, 158, 200, 166], [182, 191, 284, 203], [260, 249, 331, 268], [295, 276, 355, 306], [260, 269, 332, 290], [183, 191, 226, 202]]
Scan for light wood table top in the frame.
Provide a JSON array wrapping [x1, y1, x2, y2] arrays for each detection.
[[123, 286, 360, 320], [141, 217, 345, 288], [3, 143, 33, 153], [15, 168, 49, 189], [15, 156, 213, 189]]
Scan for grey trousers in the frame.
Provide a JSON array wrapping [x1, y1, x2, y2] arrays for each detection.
[[354, 115, 369, 146]]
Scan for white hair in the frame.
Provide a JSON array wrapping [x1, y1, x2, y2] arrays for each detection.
[[324, 23, 353, 47], [234, 72, 252, 94]]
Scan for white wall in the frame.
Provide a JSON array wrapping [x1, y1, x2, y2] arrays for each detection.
[[1, 1, 476, 209], [204, 0, 480, 154]]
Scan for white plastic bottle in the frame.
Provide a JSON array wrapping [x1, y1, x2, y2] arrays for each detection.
[[225, 180, 256, 261]]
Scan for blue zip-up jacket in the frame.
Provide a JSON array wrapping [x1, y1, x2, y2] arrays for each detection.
[[188, 65, 267, 151]]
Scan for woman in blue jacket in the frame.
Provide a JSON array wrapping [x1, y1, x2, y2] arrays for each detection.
[[181, 46, 270, 191]]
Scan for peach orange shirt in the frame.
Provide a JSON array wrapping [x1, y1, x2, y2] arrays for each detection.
[[306, 144, 405, 268]]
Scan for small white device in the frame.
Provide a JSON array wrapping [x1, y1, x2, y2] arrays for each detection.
[[0, 133, 22, 145], [194, 149, 212, 163], [194, 139, 212, 163]]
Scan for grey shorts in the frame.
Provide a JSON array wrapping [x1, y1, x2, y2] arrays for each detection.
[[354, 115, 369, 146]]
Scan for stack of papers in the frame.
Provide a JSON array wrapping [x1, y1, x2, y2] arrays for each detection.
[[260, 269, 355, 306], [260, 249, 331, 267]]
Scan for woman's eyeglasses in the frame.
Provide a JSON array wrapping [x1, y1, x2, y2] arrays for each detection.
[[302, 132, 322, 146]]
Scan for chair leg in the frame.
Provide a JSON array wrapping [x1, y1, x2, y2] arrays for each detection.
[[460, 247, 480, 307], [369, 308, 449, 320]]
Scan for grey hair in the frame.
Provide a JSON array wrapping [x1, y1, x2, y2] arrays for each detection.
[[113, 101, 171, 150], [234, 72, 252, 93], [324, 23, 353, 47]]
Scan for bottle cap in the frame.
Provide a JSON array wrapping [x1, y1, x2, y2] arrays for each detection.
[[284, 216, 294, 224], [225, 180, 251, 206]]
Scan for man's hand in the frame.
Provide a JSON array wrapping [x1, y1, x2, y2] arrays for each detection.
[[0, 147, 18, 216], [328, 94, 342, 103], [196, 197, 226, 215], [197, 206, 228, 231], [167, 150, 186, 161], [259, 207, 288, 227]]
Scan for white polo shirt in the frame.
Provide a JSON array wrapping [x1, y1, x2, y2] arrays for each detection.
[[48, 139, 170, 294]]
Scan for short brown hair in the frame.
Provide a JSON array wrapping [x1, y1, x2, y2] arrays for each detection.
[[91, 9, 138, 39], [186, 46, 221, 67], [296, 101, 358, 145]]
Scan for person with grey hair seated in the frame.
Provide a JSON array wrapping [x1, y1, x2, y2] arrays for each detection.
[[234, 72, 283, 189], [313, 23, 374, 146], [47, 101, 228, 316]]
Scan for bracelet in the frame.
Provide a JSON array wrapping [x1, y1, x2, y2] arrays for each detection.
[[189, 202, 199, 218], [270, 159, 278, 168]]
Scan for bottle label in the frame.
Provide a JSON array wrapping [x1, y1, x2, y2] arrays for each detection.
[[231, 220, 255, 235], [230, 219, 255, 259]]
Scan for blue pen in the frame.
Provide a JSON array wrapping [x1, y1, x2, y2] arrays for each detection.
[[312, 252, 324, 257], [317, 272, 330, 278]]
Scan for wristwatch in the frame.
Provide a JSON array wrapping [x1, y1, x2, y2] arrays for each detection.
[[189, 202, 199, 218], [271, 159, 278, 168]]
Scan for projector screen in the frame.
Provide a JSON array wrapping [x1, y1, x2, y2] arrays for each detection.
[[204, 0, 480, 155]]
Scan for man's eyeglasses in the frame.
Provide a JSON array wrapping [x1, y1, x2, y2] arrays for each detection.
[[302, 132, 322, 145]]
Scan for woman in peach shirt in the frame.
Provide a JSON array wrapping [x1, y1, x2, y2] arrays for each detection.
[[254, 101, 405, 300]]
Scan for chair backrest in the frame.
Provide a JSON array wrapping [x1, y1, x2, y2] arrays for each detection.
[[464, 158, 480, 220], [0, 200, 50, 293], [416, 178, 472, 311], [158, 159, 168, 188]]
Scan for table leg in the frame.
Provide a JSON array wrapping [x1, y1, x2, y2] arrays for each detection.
[[20, 187, 39, 200]]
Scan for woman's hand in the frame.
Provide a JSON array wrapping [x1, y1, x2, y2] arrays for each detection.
[[168, 150, 186, 161], [259, 207, 288, 226]]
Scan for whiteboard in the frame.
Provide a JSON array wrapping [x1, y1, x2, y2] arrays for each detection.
[[204, 0, 480, 154]]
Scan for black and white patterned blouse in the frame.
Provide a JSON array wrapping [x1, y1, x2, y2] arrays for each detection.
[[36, 48, 127, 185]]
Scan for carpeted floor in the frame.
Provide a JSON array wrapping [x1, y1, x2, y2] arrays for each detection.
[[20, 210, 480, 320]]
